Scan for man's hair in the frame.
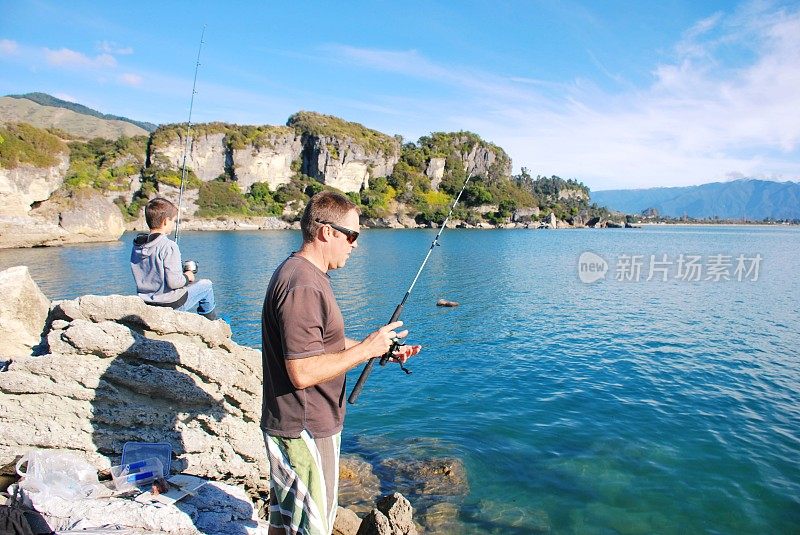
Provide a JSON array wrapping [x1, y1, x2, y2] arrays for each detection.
[[300, 191, 360, 243], [145, 197, 178, 230]]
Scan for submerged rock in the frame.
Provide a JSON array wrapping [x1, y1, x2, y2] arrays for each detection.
[[339, 455, 381, 514], [380, 457, 469, 498]]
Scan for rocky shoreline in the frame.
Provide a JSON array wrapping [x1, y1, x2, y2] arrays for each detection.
[[0, 266, 471, 534]]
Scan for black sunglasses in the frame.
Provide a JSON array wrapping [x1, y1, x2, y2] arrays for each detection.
[[316, 220, 359, 244]]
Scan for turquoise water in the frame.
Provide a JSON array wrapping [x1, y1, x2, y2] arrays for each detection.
[[2, 226, 799, 534]]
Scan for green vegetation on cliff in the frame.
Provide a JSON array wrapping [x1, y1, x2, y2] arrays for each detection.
[[65, 136, 148, 190], [0, 123, 67, 169], [195, 173, 326, 218], [384, 131, 537, 224], [3, 111, 602, 227], [151, 122, 294, 151], [288, 111, 398, 156], [514, 168, 598, 221]]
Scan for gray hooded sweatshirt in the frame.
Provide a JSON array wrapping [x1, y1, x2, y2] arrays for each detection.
[[130, 233, 189, 306]]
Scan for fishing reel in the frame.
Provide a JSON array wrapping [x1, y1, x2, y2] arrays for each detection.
[[183, 260, 198, 274], [379, 338, 412, 375]]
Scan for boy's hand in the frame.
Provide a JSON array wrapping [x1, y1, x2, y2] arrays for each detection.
[[184, 270, 195, 283]]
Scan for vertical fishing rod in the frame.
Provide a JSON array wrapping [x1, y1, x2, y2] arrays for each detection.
[[174, 25, 206, 244], [348, 173, 472, 404]]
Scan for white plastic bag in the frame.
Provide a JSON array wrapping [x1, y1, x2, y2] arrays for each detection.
[[15, 449, 104, 500]]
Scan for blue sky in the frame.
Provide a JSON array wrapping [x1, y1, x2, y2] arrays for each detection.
[[2, 0, 799, 190]]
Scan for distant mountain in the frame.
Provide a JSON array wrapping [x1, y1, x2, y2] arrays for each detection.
[[591, 179, 800, 220], [6, 92, 157, 133], [0, 96, 149, 140]]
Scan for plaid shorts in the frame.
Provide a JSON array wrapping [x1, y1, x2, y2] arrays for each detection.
[[265, 430, 341, 535]]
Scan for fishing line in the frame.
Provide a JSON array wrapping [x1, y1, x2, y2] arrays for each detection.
[[348, 173, 473, 404], [174, 25, 206, 244]]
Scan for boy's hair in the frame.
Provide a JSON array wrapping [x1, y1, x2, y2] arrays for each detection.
[[145, 197, 178, 230], [300, 191, 360, 243]]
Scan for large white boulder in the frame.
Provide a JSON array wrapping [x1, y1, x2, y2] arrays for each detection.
[[0, 266, 50, 358], [0, 292, 269, 497]]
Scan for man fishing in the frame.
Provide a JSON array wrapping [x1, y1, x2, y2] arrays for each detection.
[[261, 191, 421, 535]]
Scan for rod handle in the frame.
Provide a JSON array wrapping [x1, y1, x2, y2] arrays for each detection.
[[348, 303, 405, 404], [348, 358, 375, 404]]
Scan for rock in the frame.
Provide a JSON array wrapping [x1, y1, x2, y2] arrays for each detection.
[[425, 157, 446, 191], [362, 217, 404, 229], [357, 508, 392, 535], [0, 190, 125, 249], [512, 207, 540, 222], [418, 502, 461, 533], [103, 173, 141, 206], [14, 479, 269, 534], [356, 493, 417, 535], [377, 493, 416, 535], [0, 289, 269, 497], [461, 141, 512, 180], [301, 135, 400, 193], [0, 266, 50, 358], [558, 189, 589, 202], [232, 132, 303, 192], [435, 299, 459, 307], [57, 190, 126, 240], [334, 506, 363, 535], [380, 457, 469, 498], [174, 216, 291, 232], [153, 132, 228, 182], [0, 153, 69, 217], [157, 183, 200, 220]]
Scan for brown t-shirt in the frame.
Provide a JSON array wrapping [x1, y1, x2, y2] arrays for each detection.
[[261, 254, 347, 438]]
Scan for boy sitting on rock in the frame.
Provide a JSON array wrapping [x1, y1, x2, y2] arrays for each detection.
[[130, 197, 218, 319]]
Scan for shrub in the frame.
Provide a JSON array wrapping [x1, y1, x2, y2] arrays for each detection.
[[0, 123, 67, 169], [196, 179, 247, 217]]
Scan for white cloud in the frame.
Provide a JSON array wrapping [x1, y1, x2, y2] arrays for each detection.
[[0, 39, 19, 55], [118, 73, 142, 86], [98, 41, 133, 55], [327, 2, 800, 189], [44, 47, 117, 69], [53, 93, 79, 102]]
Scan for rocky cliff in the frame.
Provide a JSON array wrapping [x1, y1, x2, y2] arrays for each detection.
[[0, 153, 69, 217], [2, 110, 585, 249], [0, 189, 125, 249], [288, 112, 400, 193], [149, 115, 399, 196]]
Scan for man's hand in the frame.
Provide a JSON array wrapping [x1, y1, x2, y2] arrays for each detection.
[[184, 270, 196, 283], [361, 321, 407, 359], [390, 343, 422, 364]]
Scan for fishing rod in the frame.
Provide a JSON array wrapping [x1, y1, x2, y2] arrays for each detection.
[[348, 173, 472, 404], [174, 25, 206, 244]]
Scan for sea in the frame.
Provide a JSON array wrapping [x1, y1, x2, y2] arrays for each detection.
[[2, 225, 798, 534]]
